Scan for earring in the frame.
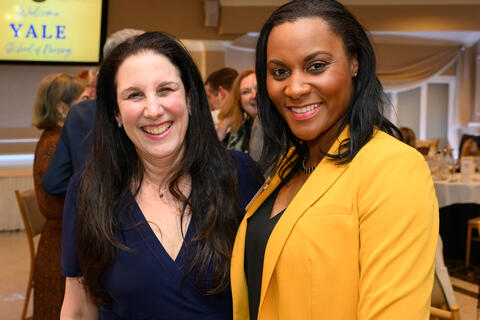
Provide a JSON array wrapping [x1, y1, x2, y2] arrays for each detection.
[[117, 122, 122, 128], [354, 72, 358, 78]]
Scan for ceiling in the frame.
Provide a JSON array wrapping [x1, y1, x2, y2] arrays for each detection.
[[215, 0, 480, 47], [372, 31, 480, 46]]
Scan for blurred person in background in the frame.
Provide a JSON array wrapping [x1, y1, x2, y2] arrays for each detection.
[[31, 73, 84, 319], [76, 69, 98, 101], [399, 126, 417, 148], [204, 67, 238, 126], [217, 69, 259, 153]]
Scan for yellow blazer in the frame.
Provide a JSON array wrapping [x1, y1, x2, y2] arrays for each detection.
[[231, 128, 439, 320]]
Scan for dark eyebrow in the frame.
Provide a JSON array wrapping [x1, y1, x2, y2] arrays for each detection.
[[267, 59, 286, 67], [268, 51, 333, 66], [119, 87, 139, 99], [119, 81, 180, 98], [157, 81, 179, 88], [303, 51, 332, 62]]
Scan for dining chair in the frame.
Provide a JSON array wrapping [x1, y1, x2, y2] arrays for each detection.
[[14, 189, 45, 320], [465, 216, 480, 268], [430, 304, 461, 320], [431, 237, 461, 320]]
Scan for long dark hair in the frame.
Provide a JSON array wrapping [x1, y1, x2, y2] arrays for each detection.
[[255, 0, 398, 177], [77, 32, 243, 304]]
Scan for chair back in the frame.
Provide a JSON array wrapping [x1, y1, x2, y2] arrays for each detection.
[[430, 236, 461, 319], [458, 134, 480, 158], [15, 189, 45, 240], [15, 189, 45, 320]]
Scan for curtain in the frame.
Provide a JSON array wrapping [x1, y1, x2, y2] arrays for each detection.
[[377, 46, 461, 91], [456, 45, 476, 126]]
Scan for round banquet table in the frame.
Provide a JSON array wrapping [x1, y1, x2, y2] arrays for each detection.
[[434, 174, 480, 263], [434, 174, 480, 208]]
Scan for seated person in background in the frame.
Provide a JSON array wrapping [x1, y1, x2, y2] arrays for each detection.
[[31, 73, 84, 320], [399, 126, 416, 148], [460, 137, 480, 157], [204, 67, 238, 126], [60, 31, 261, 319], [416, 138, 440, 157], [217, 69, 259, 153], [42, 28, 144, 198], [76, 69, 98, 101]]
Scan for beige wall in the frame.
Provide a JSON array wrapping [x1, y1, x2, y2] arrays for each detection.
[[205, 51, 227, 79], [186, 50, 226, 80], [107, 0, 238, 40]]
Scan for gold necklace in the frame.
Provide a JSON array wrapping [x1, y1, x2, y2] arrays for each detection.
[[301, 153, 317, 174], [157, 187, 168, 199], [143, 179, 168, 198]]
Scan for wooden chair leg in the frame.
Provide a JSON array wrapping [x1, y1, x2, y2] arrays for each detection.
[[21, 258, 34, 320], [466, 223, 473, 268], [450, 304, 461, 320]]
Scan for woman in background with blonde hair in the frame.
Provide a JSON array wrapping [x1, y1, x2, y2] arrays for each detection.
[[32, 73, 84, 319], [217, 69, 258, 152]]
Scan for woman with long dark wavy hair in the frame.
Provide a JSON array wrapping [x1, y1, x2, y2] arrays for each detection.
[[230, 1, 438, 319], [60, 32, 260, 319]]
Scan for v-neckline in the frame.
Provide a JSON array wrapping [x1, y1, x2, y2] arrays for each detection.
[[128, 192, 194, 265]]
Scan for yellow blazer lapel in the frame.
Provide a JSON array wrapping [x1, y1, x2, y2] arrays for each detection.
[[257, 127, 351, 316]]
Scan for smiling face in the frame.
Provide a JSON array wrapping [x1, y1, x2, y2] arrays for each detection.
[[115, 50, 189, 165], [266, 17, 358, 153], [239, 73, 258, 119]]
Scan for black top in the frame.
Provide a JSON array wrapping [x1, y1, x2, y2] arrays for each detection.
[[245, 188, 284, 320]]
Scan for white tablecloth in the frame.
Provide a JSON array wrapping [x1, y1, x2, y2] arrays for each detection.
[[434, 174, 480, 208], [0, 167, 34, 231]]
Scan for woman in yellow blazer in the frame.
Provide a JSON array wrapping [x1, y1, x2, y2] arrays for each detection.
[[230, 1, 439, 319]]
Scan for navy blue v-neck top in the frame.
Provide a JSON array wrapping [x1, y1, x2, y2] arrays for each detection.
[[61, 151, 261, 319]]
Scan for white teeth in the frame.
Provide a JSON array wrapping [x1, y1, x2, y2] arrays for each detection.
[[291, 104, 320, 114], [143, 122, 171, 135]]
